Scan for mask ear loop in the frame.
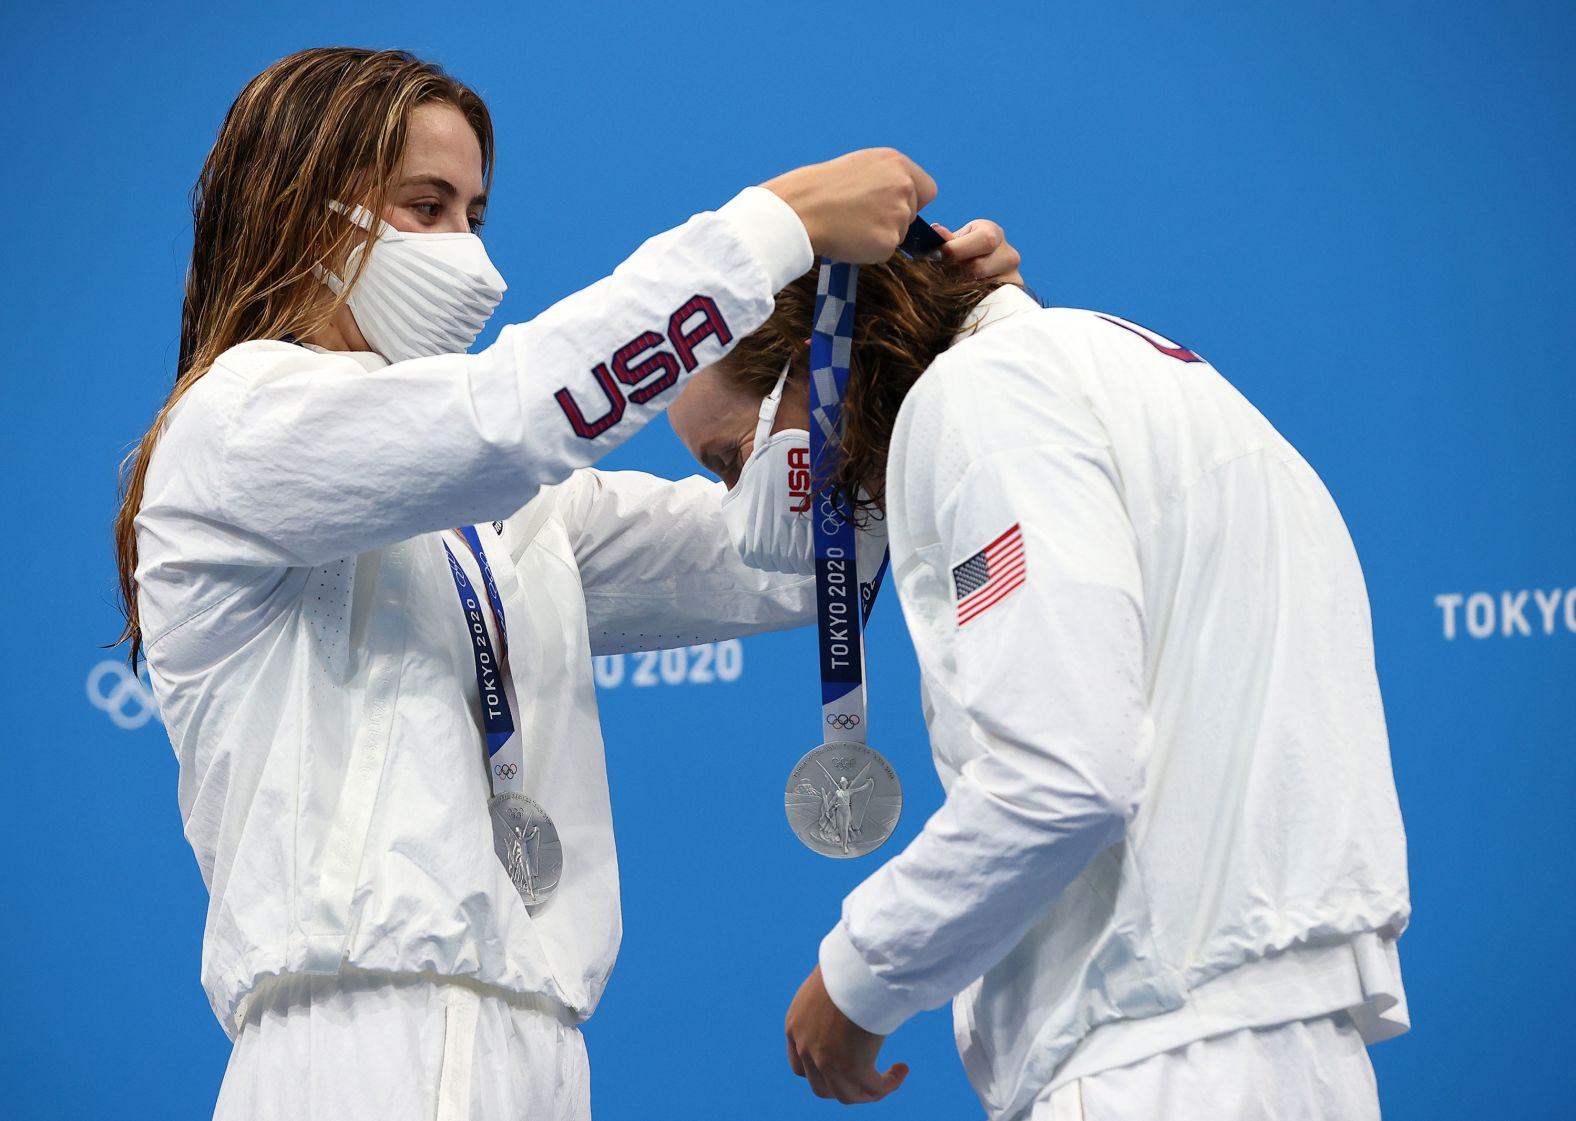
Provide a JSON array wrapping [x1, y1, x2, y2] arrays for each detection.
[[326, 199, 389, 236], [317, 201, 390, 294], [751, 357, 793, 452]]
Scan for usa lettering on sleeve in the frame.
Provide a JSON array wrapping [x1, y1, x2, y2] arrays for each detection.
[[554, 294, 732, 439], [952, 524, 1026, 626]]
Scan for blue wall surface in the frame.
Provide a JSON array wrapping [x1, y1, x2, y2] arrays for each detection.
[[4, 2, 1573, 1118]]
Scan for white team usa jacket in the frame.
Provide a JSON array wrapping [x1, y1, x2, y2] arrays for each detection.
[[816, 286, 1411, 1121], [134, 188, 816, 1035]]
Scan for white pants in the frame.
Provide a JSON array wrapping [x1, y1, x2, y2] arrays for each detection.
[[213, 971, 591, 1121], [1032, 1014, 1380, 1121]]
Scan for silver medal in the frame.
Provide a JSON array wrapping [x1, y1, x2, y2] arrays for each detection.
[[488, 793, 563, 906], [784, 741, 902, 858]]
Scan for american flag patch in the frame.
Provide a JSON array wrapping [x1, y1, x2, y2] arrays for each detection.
[[953, 524, 1026, 625]]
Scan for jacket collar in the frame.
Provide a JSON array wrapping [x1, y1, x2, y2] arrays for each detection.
[[953, 284, 1041, 344], [302, 342, 389, 372]]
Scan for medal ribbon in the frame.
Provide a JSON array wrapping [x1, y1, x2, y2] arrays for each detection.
[[442, 530, 522, 794], [458, 524, 508, 648], [809, 260, 886, 745]]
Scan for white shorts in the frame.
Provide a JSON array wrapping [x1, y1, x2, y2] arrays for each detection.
[[1032, 1013, 1380, 1121], [213, 971, 590, 1121]]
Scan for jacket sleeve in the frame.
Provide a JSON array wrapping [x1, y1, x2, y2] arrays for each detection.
[[545, 468, 815, 655], [817, 373, 1150, 1035], [136, 188, 811, 570]]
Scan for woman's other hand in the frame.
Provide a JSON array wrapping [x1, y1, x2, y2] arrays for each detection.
[[933, 218, 1025, 286]]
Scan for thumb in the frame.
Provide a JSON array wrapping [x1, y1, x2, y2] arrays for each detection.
[[930, 222, 955, 240], [879, 1061, 910, 1093]]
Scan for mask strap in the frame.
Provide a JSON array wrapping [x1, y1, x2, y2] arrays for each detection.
[[327, 199, 387, 237], [751, 358, 793, 451]]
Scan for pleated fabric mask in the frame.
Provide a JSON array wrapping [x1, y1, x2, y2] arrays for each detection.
[[321, 201, 508, 363]]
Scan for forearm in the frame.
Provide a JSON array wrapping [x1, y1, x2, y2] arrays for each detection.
[[819, 741, 1130, 1034], [559, 470, 815, 655], [187, 190, 810, 567]]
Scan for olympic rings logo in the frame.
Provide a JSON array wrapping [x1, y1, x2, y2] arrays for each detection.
[[86, 660, 161, 730], [494, 763, 518, 779], [817, 491, 846, 536], [826, 713, 862, 730]]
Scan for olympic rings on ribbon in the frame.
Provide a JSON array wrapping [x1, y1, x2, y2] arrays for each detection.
[[825, 713, 862, 730], [494, 763, 518, 779]]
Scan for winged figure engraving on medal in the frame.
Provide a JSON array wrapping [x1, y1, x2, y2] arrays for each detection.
[[489, 793, 563, 905], [784, 745, 902, 858], [503, 819, 542, 902]]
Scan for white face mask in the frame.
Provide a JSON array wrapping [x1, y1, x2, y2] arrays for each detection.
[[721, 361, 816, 575], [321, 202, 507, 363]]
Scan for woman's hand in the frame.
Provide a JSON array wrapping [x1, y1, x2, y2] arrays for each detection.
[[934, 219, 1025, 286], [765, 148, 938, 264], [784, 965, 909, 1104]]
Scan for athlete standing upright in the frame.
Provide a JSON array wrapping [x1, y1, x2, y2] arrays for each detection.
[[117, 47, 1024, 1120]]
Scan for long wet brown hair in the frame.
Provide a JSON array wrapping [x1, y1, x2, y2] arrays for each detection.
[[719, 257, 1003, 519], [113, 47, 494, 667]]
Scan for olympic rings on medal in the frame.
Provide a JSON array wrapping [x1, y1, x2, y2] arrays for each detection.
[[85, 660, 160, 730], [494, 763, 518, 779], [825, 713, 862, 730]]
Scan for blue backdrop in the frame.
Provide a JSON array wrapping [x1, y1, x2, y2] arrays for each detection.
[[4, 2, 1573, 1118]]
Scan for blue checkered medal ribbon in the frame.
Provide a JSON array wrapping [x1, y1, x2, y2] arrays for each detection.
[[808, 260, 869, 740], [783, 259, 904, 859]]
